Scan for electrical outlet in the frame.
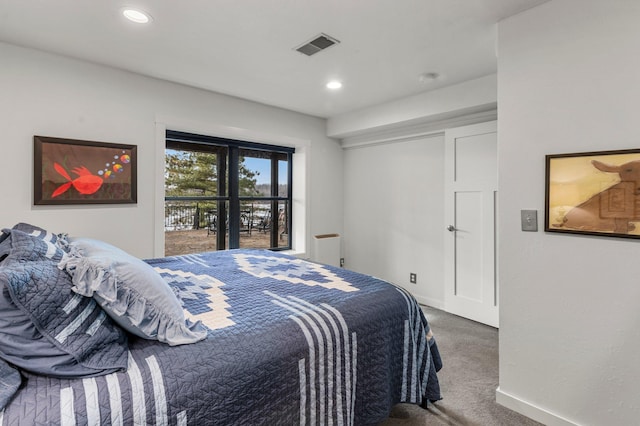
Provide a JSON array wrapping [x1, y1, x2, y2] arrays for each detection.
[[340, 258, 345, 267], [409, 273, 417, 284]]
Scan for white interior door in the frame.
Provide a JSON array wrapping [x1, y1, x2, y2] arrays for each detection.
[[444, 121, 498, 327]]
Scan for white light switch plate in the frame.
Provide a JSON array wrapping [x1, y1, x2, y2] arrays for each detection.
[[521, 210, 538, 232]]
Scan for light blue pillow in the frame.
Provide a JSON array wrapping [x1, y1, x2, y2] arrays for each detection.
[[0, 230, 128, 378], [61, 238, 207, 346]]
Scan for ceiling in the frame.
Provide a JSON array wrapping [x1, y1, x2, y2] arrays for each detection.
[[0, 0, 549, 119]]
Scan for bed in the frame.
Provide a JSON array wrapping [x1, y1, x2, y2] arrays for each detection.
[[0, 223, 441, 425]]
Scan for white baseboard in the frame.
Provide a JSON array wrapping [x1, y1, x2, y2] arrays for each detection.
[[415, 295, 444, 310], [496, 387, 579, 426]]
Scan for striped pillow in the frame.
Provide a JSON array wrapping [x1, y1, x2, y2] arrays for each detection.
[[0, 228, 128, 377]]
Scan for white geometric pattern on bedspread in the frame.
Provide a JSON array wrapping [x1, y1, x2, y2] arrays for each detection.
[[234, 253, 359, 292], [153, 266, 235, 331], [155, 252, 361, 331], [1, 249, 442, 425]]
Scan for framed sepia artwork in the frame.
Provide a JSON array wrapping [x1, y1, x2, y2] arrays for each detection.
[[34, 135, 137, 205], [545, 148, 640, 239]]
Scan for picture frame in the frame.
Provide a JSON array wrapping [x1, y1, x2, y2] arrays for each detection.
[[34, 136, 137, 205], [545, 148, 640, 239]]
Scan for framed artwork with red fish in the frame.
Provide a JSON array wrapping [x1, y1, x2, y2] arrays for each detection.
[[34, 136, 137, 205]]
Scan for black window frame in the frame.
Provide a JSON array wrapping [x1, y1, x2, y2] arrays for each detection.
[[165, 130, 294, 251]]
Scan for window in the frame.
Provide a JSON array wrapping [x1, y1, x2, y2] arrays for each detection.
[[164, 130, 293, 255]]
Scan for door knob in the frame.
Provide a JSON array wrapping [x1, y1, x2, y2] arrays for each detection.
[[447, 225, 456, 232]]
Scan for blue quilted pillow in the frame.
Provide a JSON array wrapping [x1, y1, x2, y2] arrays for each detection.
[[0, 229, 128, 378], [0, 358, 20, 410], [0, 231, 9, 261], [1, 223, 69, 259], [10, 222, 62, 244]]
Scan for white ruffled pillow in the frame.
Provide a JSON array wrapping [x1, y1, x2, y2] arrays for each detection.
[[60, 238, 207, 346]]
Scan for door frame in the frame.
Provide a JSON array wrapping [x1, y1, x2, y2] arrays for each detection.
[[444, 120, 498, 327]]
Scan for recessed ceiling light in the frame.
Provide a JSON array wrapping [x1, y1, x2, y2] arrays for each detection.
[[326, 81, 342, 90], [122, 8, 152, 24]]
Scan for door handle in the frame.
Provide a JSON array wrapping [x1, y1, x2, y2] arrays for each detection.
[[447, 225, 456, 232]]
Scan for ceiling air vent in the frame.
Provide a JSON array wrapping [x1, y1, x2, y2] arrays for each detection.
[[295, 33, 340, 56]]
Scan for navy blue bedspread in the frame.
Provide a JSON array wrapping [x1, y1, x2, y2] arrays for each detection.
[[1, 249, 441, 425]]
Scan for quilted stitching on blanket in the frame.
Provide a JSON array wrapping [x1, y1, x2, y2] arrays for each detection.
[[1, 249, 441, 425]]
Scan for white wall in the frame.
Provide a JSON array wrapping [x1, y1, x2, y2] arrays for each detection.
[[335, 73, 498, 309], [497, 1, 640, 425], [0, 42, 343, 259], [343, 134, 445, 307]]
